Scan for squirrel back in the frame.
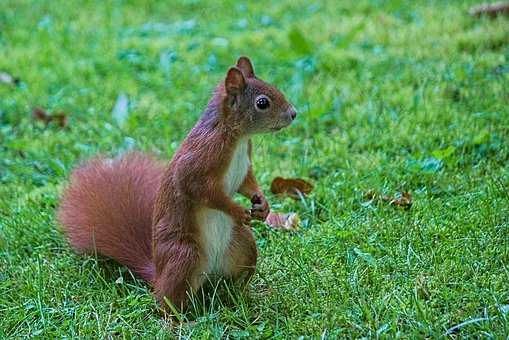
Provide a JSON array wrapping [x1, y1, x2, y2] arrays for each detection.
[[57, 152, 165, 282]]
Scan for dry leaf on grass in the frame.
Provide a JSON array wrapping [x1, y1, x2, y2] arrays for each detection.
[[364, 190, 413, 210], [469, 2, 509, 18], [382, 191, 413, 209], [265, 212, 300, 231], [363, 190, 378, 201], [32, 107, 52, 123], [270, 177, 313, 200], [32, 107, 68, 127]]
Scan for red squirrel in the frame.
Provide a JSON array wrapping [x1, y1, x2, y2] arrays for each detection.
[[58, 56, 297, 310]]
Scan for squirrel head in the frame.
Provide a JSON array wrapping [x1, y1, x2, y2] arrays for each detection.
[[221, 56, 297, 135]]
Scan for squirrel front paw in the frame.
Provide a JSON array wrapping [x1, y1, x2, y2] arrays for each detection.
[[250, 193, 270, 221], [231, 206, 252, 227]]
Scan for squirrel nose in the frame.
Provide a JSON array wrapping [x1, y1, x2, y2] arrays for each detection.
[[289, 107, 297, 120]]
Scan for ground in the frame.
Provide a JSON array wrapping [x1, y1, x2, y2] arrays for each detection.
[[1, 0, 508, 338]]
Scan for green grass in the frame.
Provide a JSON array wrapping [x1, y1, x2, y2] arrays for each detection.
[[1, 0, 508, 337]]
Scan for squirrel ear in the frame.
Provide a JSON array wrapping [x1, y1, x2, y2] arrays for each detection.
[[236, 56, 255, 78], [225, 67, 246, 96]]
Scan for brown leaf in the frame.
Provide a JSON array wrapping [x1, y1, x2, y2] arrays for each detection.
[[265, 212, 300, 231], [363, 190, 377, 201], [382, 191, 413, 209], [363, 190, 413, 210], [32, 107, 52, 123], [52, 112, 68, 127], [270, 177, 313, 200], [469, 2, 509, 18], [0, 71, 20, 86], [32, 107, 68, 127]]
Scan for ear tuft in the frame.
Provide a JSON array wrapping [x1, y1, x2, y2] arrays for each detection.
[[236, 56, 255, 78], [225, 67, 246, 95]]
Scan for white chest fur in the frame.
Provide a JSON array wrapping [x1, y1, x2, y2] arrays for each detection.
[[198, 138, 250, 274]]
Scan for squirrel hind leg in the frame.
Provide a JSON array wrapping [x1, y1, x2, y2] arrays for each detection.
[[225, 226, 257, 282], [153, 239, 206, 311]]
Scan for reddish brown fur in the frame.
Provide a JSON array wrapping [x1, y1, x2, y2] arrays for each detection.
[[58, 57, 296, 311], [58, 152, 164, 282], [152, 104, 251, 305]]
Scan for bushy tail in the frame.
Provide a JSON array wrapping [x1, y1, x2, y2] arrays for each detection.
[[57, 152, 165, 282]]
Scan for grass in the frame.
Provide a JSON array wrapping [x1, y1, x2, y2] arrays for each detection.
[[1, 0, 508, 337]]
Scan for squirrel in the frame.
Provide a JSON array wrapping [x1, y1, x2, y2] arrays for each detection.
[[57, 56, 297, 310]]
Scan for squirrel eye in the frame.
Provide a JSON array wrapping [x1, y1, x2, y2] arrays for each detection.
[[255, 95, 270, 111]]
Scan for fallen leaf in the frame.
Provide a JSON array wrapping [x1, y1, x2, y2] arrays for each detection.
[[363, 190, 377, 201], [32, 107, 68, 127], [469, 2, 509, 18], [52, 112, 68, 127], [265, 212, 300, 231], [363, 190, 413, 210], [382, 191, 413, 209], [32, 107, 52, 124], [0, 71, 20, 86], [270, 177, 313, 200], [112, 93, 129, 126]]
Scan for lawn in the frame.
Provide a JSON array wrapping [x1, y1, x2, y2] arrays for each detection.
[[1, 0, 508, 337]]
